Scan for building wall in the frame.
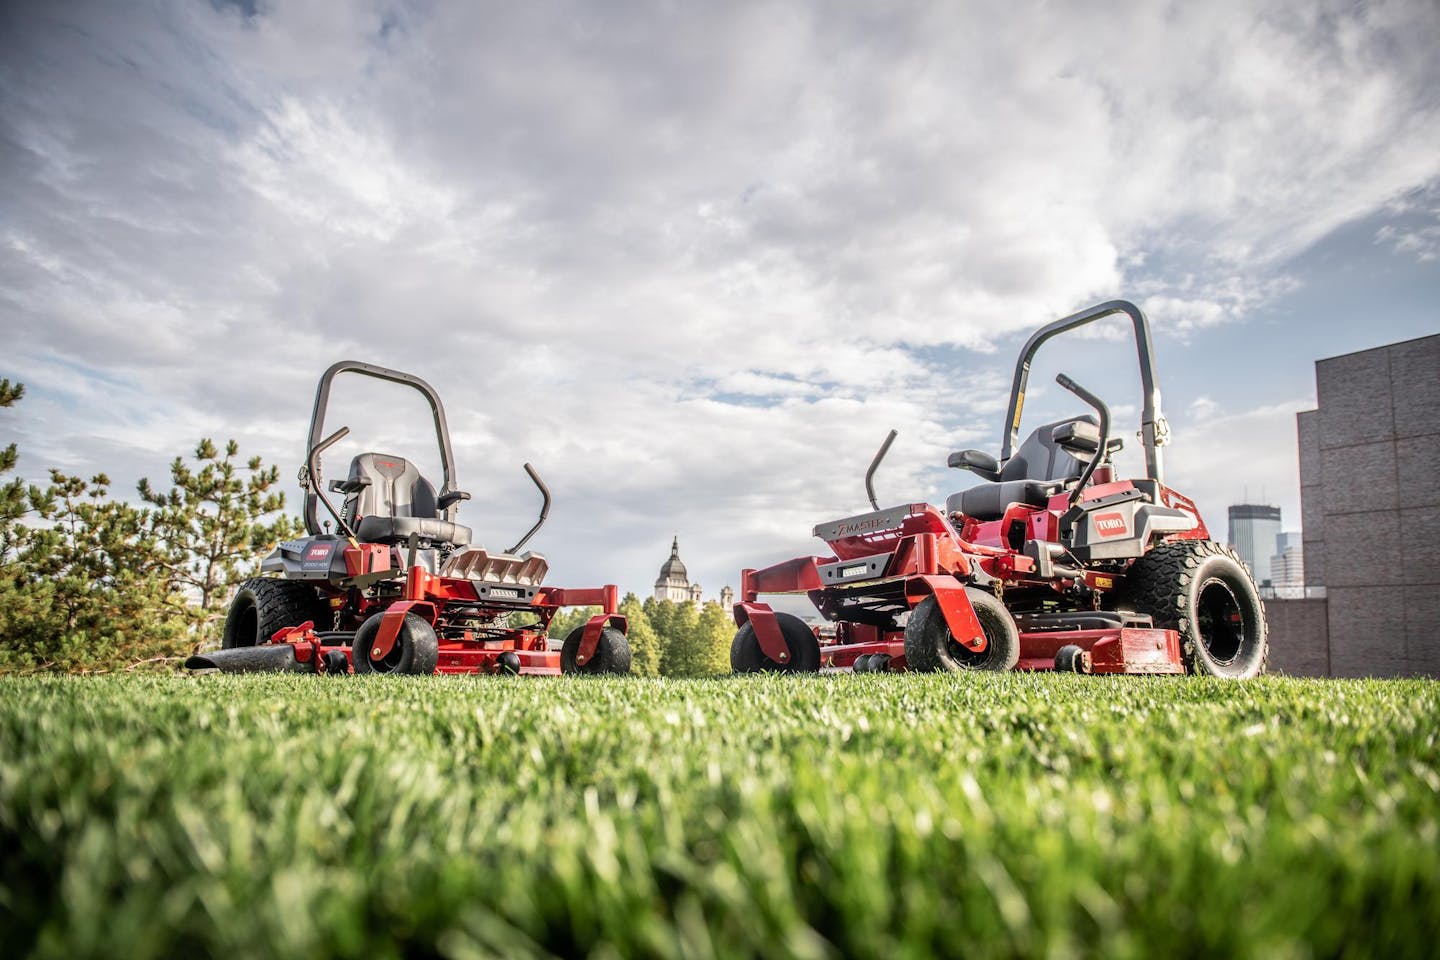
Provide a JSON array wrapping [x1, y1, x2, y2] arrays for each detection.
[[1296, 333, 1440, 677], [1264, 597, 1330, 676], [1298, 409, 1325, 588]]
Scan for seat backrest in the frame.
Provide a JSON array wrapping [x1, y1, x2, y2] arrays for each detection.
[[342, 452, 439, 522], [999, 415, 1095, 484]]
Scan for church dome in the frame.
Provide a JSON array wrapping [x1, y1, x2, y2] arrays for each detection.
[[657, 536, 687, 581]]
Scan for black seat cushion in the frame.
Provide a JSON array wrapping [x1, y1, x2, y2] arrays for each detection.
[[946, 480, 1057, 520], [356, 515, 473, 547], [947, 415, 1095, 521]]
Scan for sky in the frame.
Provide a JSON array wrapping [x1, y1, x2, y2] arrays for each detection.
[[2, 0, 1438, 599]]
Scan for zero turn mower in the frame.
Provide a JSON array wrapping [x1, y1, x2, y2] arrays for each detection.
[[186, 361, 630, 676], [731, 300, 1267, 677]]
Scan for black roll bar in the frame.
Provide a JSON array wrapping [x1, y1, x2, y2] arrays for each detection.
[[303, 360, 460, 537], [507, 463, 551, 554], [865, 429, 899, 511], [1000, 300, 1168, 484]]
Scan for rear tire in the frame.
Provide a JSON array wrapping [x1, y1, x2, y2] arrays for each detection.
[[351, 612, 439, 675], [561, 625, 632, 675], [221, 578, 331, 649], [904, 590, 1019, 673], [731, 613, 821, 673], [1119, 540, 1268, 678]]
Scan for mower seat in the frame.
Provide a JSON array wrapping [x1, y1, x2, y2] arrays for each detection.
[[946, 416, 1094, 521], [340, 452, 472, 547], [947, 479, 1057, 519]]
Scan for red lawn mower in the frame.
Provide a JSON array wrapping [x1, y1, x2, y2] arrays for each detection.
[[186, 361, 631, 676], [731, 300, 1268, 677]]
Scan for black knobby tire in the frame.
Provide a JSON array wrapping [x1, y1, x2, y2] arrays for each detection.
[[221, 578, 331, 649], [904, 590, 1019, 673], [730, 613, 822, 673], [560, 625, 632, 675], [351, 612, 439, 675], [1119, 539, 1268, 678]]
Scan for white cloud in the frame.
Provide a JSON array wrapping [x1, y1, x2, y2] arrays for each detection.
[[1, 0, 1436, 593], [1165, 398, 1316, 537]]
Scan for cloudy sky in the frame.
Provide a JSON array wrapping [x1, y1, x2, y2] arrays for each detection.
[[3, 0, 1438, 598]]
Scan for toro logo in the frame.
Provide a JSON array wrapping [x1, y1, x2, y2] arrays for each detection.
[[306, 544, 332, 560], [1094, 512, 1129, 538]]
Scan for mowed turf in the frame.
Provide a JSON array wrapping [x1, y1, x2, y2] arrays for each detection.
[[1, 673, 1437, 959]]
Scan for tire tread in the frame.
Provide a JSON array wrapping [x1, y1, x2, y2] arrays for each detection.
[[222, 577, 330, 649], [1119, 540, 1269, 677]]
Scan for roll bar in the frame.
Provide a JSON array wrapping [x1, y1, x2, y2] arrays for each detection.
[[302, 360, 459, 537], [507, 463, 551, 554], [1000, 300, 1169, 484], [865, 429, 899, 511]]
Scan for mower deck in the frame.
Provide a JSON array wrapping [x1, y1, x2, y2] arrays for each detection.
[[781, 610, 1184, 676]]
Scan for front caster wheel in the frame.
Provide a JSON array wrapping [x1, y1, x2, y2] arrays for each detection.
[[352, 612, 439, 675], [903, 590, 1019, 673], [730, 613, 821, 673], [561, 625, 632, 675]]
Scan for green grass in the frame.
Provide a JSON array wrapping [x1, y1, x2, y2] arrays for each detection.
[[2, 674, 1437, 959]]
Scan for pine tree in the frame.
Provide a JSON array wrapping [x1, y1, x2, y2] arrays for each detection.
[[0, 380, 28, 558], [1, 470, 190, 671], [0, 421, 300, 671], [138, 439, 303, 640]]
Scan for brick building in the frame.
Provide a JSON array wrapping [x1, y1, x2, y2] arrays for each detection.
[[1269, 332, 1440, 676]]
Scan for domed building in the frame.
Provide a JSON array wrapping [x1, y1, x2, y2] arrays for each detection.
[[653, 536, 734, 609]]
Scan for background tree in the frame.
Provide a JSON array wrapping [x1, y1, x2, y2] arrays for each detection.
[[0, 380, 28, 559], [0, 470, 190, 672], [547, 605, 600, 640], [0, 418, 300, 671], [138, 439, 303, 640], [618, 592, 661, 676], [642, 596, 674, 644], [658, 599, 709, 677], [694, 600, 735, 676]]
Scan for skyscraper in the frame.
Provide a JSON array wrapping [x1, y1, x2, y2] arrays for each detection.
[[1268, 531, 1305, 596], [1227, 504, 1282, 585]]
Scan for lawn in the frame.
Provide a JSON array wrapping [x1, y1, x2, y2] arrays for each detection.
[[1, 673, 1437, 958]]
